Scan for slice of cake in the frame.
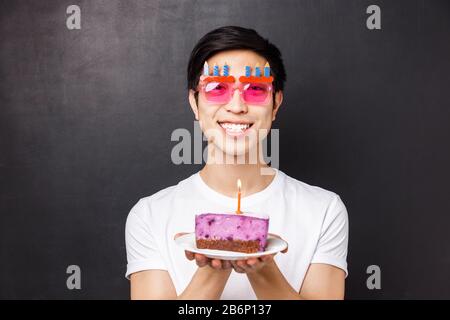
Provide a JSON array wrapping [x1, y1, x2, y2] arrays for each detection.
[[195, 212, 269, 253]]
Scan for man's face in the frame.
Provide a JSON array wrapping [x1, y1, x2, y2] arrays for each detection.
[[189, 50, 283, 160]]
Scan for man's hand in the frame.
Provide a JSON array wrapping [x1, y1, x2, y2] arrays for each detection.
[[174, 232, 288, 273], [230, 233, 288, 274], [174, 232, 233, 270]]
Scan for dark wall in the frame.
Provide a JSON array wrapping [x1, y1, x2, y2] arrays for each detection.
[[1, 0, 449, 299]]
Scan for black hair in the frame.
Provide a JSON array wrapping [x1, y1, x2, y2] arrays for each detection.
[[187, 26, 286, 93]]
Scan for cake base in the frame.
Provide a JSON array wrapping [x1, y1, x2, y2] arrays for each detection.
[[196, 239, 260, 254]]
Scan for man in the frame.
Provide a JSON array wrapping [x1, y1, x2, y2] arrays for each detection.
[[125, 26, 349, 299]]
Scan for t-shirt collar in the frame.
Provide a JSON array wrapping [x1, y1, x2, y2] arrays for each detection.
[[193, 167, 283, 208]]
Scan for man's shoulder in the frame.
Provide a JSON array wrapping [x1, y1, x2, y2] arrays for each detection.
[[279, 169, 347, 221], [281, 170, 339, 202], [128, 172, 197, 216]]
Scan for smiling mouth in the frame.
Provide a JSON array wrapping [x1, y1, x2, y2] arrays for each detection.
[[217, 121, 254, 135]]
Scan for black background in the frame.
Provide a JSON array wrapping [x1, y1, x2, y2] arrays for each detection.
[[1, 0, 449, 299]]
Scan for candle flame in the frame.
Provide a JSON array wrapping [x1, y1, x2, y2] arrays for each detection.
[[264, 62, 270, 67], [237, 179, 241, 191]]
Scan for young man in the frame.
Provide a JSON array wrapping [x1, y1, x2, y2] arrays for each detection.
[[125, 26, 349, 300]]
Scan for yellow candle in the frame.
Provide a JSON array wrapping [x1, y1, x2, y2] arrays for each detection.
[[236, 179, 242, 214]]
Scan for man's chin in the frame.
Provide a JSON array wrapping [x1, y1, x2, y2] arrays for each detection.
[[210, 142, 259, 164]]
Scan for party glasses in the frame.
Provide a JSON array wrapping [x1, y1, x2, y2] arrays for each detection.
[[198, 77, 273, 105]]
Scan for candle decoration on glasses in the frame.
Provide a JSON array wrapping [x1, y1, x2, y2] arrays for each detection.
[[236, 179, 242, 214], [200, 62, 273, 83]]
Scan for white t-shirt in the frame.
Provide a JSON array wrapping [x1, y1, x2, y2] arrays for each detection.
[[125, 168, 349, 299]]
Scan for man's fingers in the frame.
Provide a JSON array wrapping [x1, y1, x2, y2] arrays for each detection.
[[185, 250, 195, 260], [260, 254, 274, 262], [210, 259, 222, 269], [188, 253, 233, 270], [247, 258, 259, 268], [231, 260, 246, 273], [195, 253, 208, 267], [236, 259, 247, 268], [236, 259, 252, 272]]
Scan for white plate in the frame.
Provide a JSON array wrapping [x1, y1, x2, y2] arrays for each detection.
[[175, 233, 288, 260]]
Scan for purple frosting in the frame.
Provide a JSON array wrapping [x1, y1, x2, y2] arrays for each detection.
[[195, 213, 269, 252]]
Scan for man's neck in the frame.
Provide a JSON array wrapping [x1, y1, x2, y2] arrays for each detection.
[[199, 156, 276, 198]]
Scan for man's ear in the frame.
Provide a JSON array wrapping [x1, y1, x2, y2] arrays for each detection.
[[188, 89, 199, 121], [272, 90, 283, 121]]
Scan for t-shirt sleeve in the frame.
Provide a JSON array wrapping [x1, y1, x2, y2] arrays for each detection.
[[125, 199, 167, 279], [310, 194, 349, 277]]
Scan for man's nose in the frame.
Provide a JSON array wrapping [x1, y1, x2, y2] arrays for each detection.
[[224, 88, 248, 114]]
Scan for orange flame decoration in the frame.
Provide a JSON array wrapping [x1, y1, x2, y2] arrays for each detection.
[[202, 76, 274, 84], [238, 75, 273, 83], [203, 76, 235, 83]]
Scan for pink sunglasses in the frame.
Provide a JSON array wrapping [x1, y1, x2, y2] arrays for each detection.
[[198, 76, 273, 105]]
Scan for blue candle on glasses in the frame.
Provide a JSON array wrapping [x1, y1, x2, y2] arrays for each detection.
[[264, 62, 270, 77], [255, 63, 261, 77], [223, 63, 229, 76], [213, 63, 219, 76], [245, 66, 251, 77]]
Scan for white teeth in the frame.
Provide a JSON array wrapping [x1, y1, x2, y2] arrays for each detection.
[[219, 122, 251, 132]]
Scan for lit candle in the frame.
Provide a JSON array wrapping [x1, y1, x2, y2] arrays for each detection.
[[236, 179, 242, 214], [264, 62, 270, 77], [223, 62, 229, 76], [203, 61, 209, 76], [213, 63, 219, 76], [245, 66, 251, 77], [255, 63, 261, 77]]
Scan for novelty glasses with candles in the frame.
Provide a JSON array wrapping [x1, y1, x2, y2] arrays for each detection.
[[198, 75, 273, 105]]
